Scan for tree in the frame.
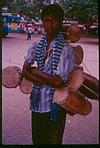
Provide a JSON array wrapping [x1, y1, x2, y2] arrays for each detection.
[[7, 0, 45, 20], [58, 0, 98, 24], [6, 0, 98, 24]]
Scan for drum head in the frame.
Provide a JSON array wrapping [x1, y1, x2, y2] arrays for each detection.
[[2, 66, 21, 88], [74, 45, 84, 65], [67, 24, 81, 43], [68, 68, 84, 90], [19, 78, 33, 94], [54, 87, 92, 116]]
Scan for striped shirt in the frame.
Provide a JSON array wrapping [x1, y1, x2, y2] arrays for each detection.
[[25, 38, 76, 113]]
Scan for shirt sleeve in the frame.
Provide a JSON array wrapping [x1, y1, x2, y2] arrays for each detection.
[[24, 42, 37, 64], [56, 45, 77, 83]]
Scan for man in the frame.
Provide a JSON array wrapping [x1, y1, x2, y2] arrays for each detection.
[[21, 4, 76, 144]]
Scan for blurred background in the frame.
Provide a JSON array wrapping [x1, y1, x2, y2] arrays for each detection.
[[1, 0, 98, 38]]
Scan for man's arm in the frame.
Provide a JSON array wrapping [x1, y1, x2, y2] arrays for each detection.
[[21, 60, 45, 85], [21, 60, 65, 88]]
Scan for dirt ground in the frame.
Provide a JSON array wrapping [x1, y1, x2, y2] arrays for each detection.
[[2, 33, 99, 145]]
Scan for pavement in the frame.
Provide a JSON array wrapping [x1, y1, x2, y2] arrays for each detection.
[[2, 33, 99, 145]]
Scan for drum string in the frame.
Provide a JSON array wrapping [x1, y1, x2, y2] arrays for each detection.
[[74, 44, 98, 80], [79, 84, 98, 98], [68, 84, 98, 99], [82, 62, 92, 75], [81, 61, 98, 85], [78, 61, 98, 98]]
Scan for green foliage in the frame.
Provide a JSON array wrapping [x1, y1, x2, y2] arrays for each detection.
[[6, 0, 98, 24], [58, 0, 98, 24], [6, 0, 44, 20]]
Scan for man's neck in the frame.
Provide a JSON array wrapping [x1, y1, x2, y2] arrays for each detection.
[[46, 32, 59, 46]]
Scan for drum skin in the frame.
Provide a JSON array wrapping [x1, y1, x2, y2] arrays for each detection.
[[2, 66, 21, 88]]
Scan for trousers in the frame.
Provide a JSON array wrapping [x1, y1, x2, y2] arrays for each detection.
[[27, 33, 32, 40], [31, 108, 66, 144]]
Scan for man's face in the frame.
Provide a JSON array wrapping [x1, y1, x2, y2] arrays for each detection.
[[42, 15, 62, 36]]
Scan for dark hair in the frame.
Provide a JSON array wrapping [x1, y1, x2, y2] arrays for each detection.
[[41, 4, 64, 21]]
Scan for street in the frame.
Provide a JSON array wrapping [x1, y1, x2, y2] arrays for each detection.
[[2, 32, 99, 145]]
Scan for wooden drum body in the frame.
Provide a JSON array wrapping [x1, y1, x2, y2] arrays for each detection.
[[54, 86, 92, 116], [77, 72, 99, 100]]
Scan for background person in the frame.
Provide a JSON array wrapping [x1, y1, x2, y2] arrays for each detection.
[[27, 23, 33, 40]]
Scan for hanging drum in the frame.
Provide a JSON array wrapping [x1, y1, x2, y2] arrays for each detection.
[[19, 78, 33, 94], [54, 69, 92, 116], [79, 72, 99, 100], [68, 69, 99, 100], [54, 68, 99, 116], [2, 66, 21, 88], [54, 86, 92, 116], [67, 24, 81, 43]]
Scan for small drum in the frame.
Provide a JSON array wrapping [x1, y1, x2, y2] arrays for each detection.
[[2, 66, 21, 88], [67, 24, 81, 43], [68, 69, 99, 100], [19, 78, 33, 94], [54, 86, 92, 116], [74, 45, 84, 65]]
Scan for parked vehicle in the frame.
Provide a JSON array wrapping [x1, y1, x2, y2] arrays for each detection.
[[2, 7, 21, 37]]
